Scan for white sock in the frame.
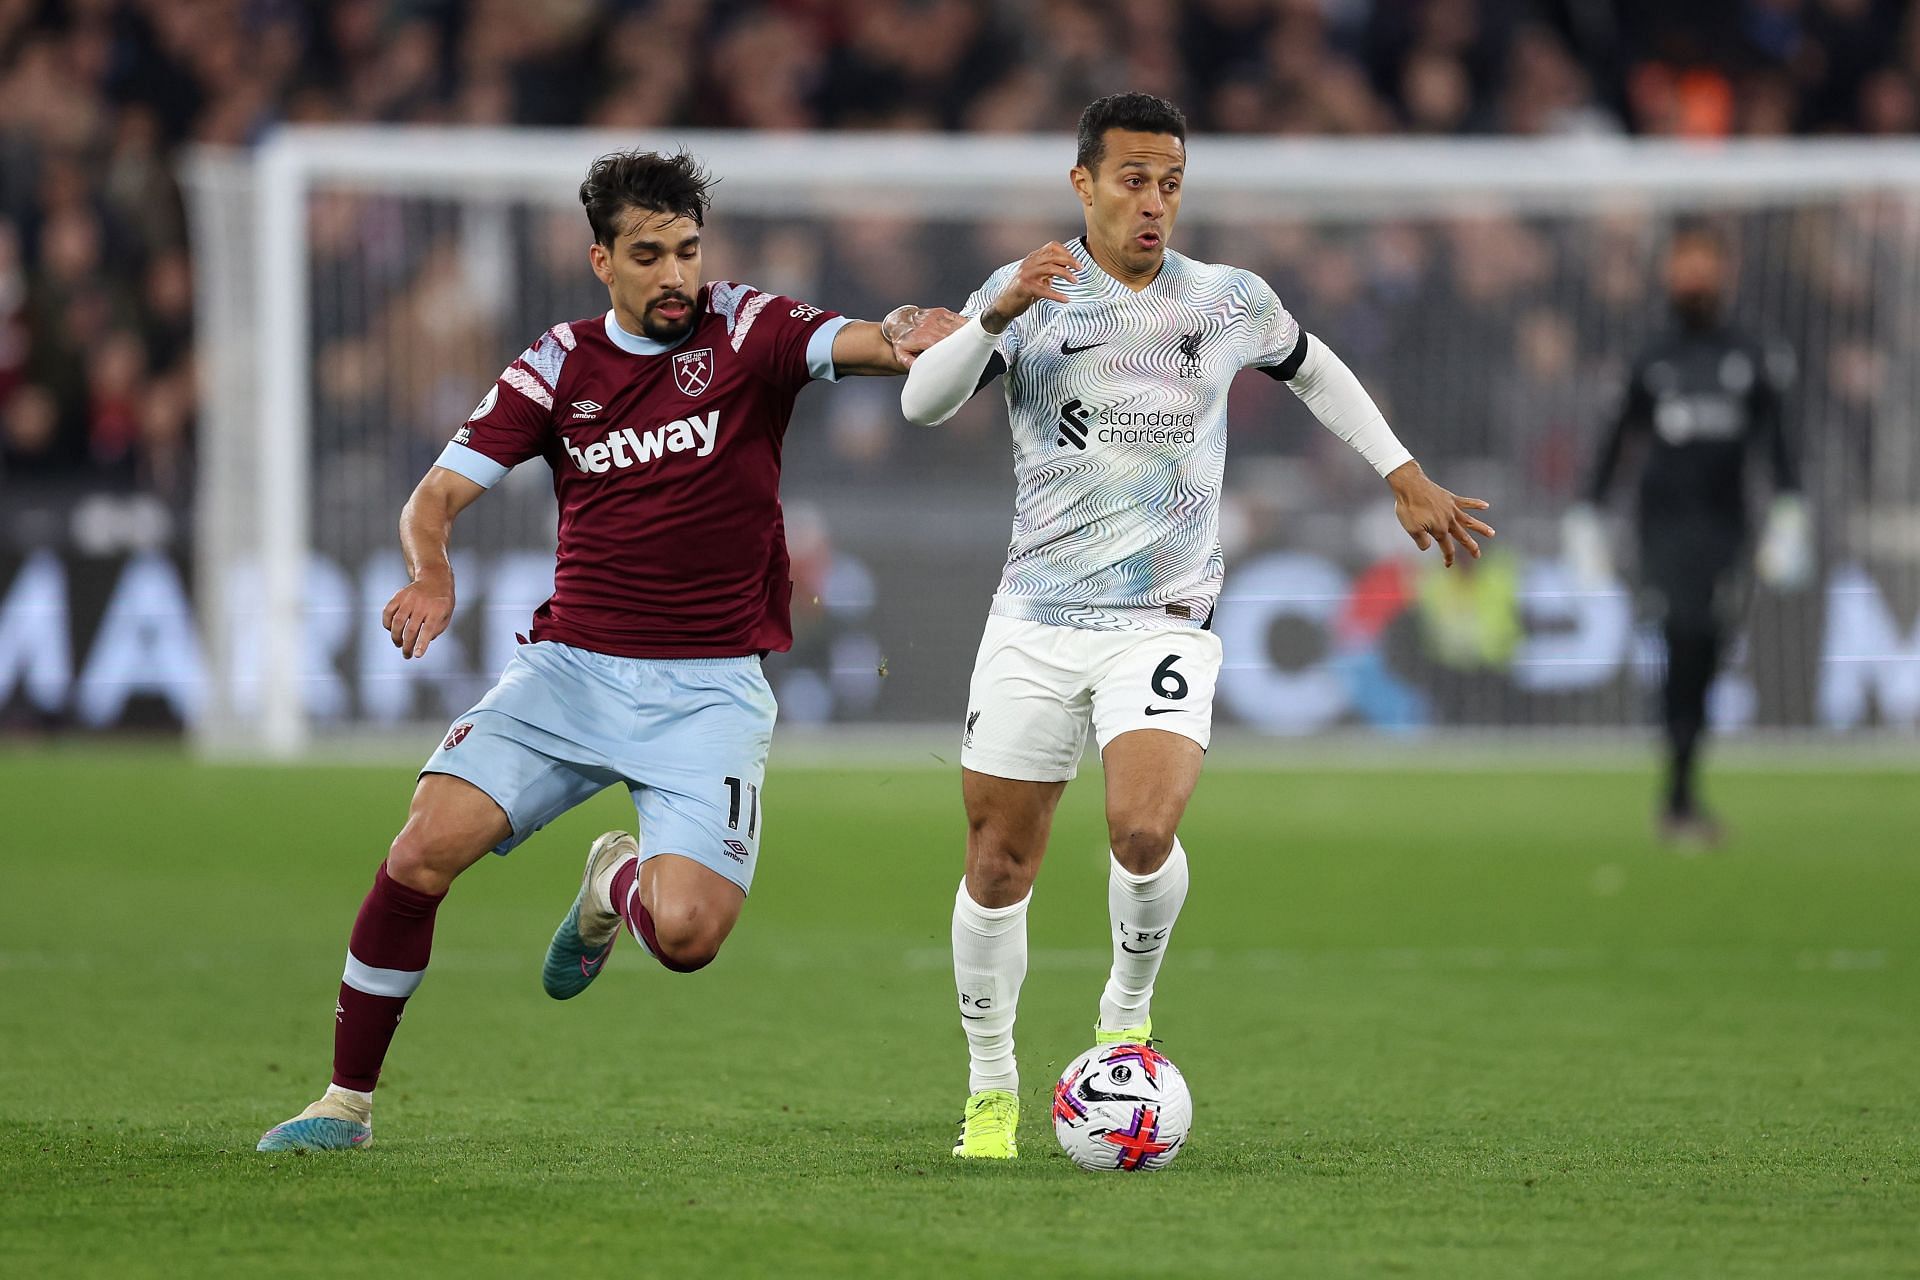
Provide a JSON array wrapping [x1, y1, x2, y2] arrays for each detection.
[[591, 850, 639, 918], [323, 1083, 373, 1119], [952, 879, 1029, 1094], [1098, 838, 1190, 1033]]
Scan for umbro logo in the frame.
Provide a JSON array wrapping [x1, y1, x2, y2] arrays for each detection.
[[569, 400, 603, 420], [722, 839, 750, 862]]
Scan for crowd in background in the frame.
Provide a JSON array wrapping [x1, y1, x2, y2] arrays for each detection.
[[4, 0, 1920, 502], [294, 195, 1896, 569]]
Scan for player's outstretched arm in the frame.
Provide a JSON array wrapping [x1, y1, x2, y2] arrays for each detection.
[[383, 466, 486, 659], [1279, 332, 1493, 568], [902, 242, 1081, 426], [829, 307, 966, 377], [1386, 460, 1494, 568]]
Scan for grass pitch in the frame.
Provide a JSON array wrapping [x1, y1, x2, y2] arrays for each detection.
[[2, 748, 1915, 1278]]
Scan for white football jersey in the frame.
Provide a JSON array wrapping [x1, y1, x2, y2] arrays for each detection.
[[963, 237, 1301, 632]]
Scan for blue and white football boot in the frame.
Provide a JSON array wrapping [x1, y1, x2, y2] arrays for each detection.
[[257, 1091, 372, 1152], [542, 830, 636, 1000]]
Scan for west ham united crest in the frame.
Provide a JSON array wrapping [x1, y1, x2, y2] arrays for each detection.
[[673, 347, 714, 397]]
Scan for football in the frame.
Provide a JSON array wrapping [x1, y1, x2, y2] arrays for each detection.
[[1051, 1042, 1192, 1172]]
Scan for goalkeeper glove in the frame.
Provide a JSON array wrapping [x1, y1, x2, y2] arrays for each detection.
[[1561, 503, 1613, 589], [1757, 494, 1814, 590]]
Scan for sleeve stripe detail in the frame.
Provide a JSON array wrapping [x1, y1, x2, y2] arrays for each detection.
[[707, 280, 748, 328], [1260, 331, 1311, 381], [551, 321, 576, 351], [501, 365, 554, 410], [731, 291, 774, 352], [434, 441, 511, 488], [514, 354, 553, 392], [520, 335, 568, 391], [806, 315, 853, 382]]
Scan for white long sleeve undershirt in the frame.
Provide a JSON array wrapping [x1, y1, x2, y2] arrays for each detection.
[[898, 317, 1415, 478], [900, 313, 1000, 426], [1284, 335, 1414, 477]]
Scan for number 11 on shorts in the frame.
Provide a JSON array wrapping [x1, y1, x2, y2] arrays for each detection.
[[724, 775, 759, 837]]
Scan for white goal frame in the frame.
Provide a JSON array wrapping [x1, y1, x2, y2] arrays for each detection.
[[185, 129, 1920, 758]]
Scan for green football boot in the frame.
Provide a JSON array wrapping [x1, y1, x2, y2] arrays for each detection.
[[952, 1089, 1019, 1159], [1094, 1016, 1153, 1046]]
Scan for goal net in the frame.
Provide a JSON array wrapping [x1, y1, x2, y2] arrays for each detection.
[[183, 130, 1920, 757]]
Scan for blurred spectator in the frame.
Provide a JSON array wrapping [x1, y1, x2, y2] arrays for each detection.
[[1, 0, 1918, 509], [85, 328, 145, 472], [1, 382, 70, 477], [0, 216, 25, 404]]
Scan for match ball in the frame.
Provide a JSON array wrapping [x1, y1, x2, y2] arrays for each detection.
[[1051, 1041, 1191, 1172]]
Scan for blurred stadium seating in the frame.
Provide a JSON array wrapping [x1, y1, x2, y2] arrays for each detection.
[[3, 1, 1919, 745]]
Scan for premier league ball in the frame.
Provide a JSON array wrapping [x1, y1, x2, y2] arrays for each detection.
[[1051, 1042, 1192, 1172]]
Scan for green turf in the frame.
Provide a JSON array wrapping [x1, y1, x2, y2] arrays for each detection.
[[2, 750, 1915, 1278]]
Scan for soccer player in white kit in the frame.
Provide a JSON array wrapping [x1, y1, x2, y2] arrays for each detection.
[[901, 93, 1496, 1159]]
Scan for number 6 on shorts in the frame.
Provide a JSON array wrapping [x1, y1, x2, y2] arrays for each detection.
[[1089, 630, 1223, 751], [1152, 654, 1189, 701]]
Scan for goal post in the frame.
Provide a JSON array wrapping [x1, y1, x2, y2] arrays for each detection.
[[183, 129, 1920, 758]]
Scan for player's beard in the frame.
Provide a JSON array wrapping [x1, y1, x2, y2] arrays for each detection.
[[640, 293, 696, 342]]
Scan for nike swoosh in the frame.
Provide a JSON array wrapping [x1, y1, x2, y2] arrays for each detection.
[[1061, 340, 1106, 355], [1143, 706, 1180, 716]]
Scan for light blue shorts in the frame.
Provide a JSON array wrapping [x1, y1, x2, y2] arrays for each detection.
[[422, 641, 777, 893]]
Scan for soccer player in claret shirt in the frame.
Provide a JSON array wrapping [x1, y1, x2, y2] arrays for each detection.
[[902, 93, 1495, 1158], [258, 150, 959, 1152]]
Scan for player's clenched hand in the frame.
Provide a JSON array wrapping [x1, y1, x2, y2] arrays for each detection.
[[882, 305, 965, 367], [982, 242, 1081, 333], [383, 572, 455, 659], [1387, 461, 1495, 568]]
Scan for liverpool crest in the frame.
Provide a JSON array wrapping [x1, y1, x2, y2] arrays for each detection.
[[673, 347, 714, 397], [1177, 329, 1205, 378]]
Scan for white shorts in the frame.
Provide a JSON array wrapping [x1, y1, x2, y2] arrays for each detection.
[[959, 614, 1223, 782]]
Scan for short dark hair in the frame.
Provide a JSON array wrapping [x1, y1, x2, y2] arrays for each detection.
[[1076, 93, 1188, 172], [579, 149, 714, 246]]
